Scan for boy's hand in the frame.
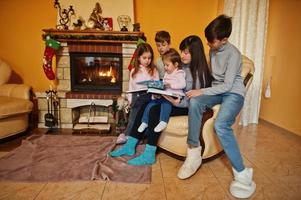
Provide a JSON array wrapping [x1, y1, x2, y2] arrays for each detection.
[[163, 95, 180, 106], [186, 89, 203, 99]]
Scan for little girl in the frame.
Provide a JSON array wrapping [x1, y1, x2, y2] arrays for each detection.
[[138, 48, 186, 133], [116, 43, 159, 144]]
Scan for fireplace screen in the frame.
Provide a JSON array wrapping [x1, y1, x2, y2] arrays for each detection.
[[70, 53, 122, 93]]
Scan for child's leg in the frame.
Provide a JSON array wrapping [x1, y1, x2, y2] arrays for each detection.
[[214, 93, 255, 198], [214, 93, 245, 171], [154, 100, 172, 132], [124, 93, 151, 136], [138, 100, 158, 132]]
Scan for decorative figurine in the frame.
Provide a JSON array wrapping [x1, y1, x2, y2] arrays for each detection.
[[86, 2, 104, 30], [54, 0, 75, 30], [117, 15, 131, 31], [133, 23, 140, 32]]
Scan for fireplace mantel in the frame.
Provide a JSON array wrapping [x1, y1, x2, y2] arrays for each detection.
[[42, 29, 144, 44]]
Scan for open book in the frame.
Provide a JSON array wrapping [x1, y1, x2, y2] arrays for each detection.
[[147, 88, 185, 98], [126, 88, 185, 98], [137, 80, 165, 90]]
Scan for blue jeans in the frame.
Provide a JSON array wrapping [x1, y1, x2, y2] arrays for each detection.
[[142, 98, 172, 125], [188, 93, 245, 172], [124, 92, 151, 136]]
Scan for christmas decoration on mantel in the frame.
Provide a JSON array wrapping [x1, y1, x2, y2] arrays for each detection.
[[54, 0, 75, 30], [42, 36, 61, 80], [42, 29, 145, 43]]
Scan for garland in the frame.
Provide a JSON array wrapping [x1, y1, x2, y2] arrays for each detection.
[[42, 34, 140, 41]]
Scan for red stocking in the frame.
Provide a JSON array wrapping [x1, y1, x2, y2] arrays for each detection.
[[42, 36, 60, 80], [43, 46, 56, 80]]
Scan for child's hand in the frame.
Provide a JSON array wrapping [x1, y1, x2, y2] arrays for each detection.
[[163, 95, 181, 106], [153, 94, 161, 99], [164, 83, 171, 88]]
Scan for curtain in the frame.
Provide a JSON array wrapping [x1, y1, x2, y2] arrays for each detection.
[[224, 0, 269, 126]]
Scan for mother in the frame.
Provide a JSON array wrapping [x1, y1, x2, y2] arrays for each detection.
[[109, 35, 212, 166]]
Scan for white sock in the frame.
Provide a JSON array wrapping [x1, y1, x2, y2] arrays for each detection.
[[154, 121, 167, 132], [138, 122, 148, 132]]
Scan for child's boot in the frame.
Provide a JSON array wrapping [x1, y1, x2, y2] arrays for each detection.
[[127, 144, 156, 165], [177, 146, 202, 179], [138, 122, 148, 132], [229, 167, 256, 199], [109, 136, 138, 157], [154, 121, 167, 132]]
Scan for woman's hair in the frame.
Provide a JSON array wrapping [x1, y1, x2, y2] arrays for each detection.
[[162, 48, 181, 69], [179, 35, 212, 89], [205, 14, 232, 43], [132, 43, 156, 78]]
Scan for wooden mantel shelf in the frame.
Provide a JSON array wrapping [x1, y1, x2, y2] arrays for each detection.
[[42, 29, 144, 43]]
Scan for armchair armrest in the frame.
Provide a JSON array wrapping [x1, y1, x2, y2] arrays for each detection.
[[0, 84, 31, 100]]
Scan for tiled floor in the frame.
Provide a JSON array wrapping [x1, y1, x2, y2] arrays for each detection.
[[0, 120, 300, 200]]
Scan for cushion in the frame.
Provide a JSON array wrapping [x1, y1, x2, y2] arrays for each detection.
[[0, 96, 33, 119], [0, 59, 11, 85]]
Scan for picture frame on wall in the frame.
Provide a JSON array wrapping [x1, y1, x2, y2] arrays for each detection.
[[103, 18, 113, 31]]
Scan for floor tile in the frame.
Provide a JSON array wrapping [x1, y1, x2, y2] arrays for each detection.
[[35, 181, 105, 200], [0, 182, 46, 200]]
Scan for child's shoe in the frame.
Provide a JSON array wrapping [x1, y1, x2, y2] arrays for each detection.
[[127, 144, 157, 165], [116, 133, 128, 144], [229, 167, 256, 198], [138, 122, 148, 132], [109, 136, 138, 157], [154, 121, 167, 132]]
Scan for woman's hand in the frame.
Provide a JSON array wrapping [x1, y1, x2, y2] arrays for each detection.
[[186, 89, 203, 99], [163, 95, 181, 106]]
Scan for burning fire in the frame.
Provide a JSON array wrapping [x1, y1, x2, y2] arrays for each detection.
[[98, 66, 116, 83]]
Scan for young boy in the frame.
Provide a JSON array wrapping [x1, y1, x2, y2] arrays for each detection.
[[177, 15, 256, 199], [154, 31, 171, 79]]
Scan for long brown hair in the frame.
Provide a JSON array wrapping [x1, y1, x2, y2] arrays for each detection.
[[131, 43, 156, 78], [179, 35, 212, 88]]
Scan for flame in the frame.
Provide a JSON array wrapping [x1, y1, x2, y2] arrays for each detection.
[[98, 66, 116, 83]]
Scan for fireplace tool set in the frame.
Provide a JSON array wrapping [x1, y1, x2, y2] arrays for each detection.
[[44, 90, 59, 132]]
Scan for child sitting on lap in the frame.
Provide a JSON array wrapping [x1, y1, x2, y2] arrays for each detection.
[[138, 48, 186, 133]]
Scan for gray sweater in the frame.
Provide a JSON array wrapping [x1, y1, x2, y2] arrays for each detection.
[[202, 42, 245, 97]]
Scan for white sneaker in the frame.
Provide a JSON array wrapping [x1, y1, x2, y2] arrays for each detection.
[[177, 146, 202, 179], [230, 168, 256, 199], [154, 121, 167, 132], [138, 122, 148, 132]]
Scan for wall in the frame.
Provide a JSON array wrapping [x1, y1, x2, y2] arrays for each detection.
[[0, 0, 57, 91], [134, 0, 221, 58], [260, 0, 301, 135], [0, 0, 221, 92]]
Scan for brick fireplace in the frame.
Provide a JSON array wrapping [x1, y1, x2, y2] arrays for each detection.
[[35, 29, 143, 129]]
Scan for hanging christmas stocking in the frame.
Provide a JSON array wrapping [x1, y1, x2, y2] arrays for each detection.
[[42, 36, 61, 80], [128, 38, 146, 71]]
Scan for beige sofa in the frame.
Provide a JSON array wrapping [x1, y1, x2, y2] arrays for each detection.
[[158, 56, 255, 159], [0, 58, 33, 139]]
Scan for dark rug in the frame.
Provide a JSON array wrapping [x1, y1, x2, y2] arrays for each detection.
[[0, 135, 151, 183]]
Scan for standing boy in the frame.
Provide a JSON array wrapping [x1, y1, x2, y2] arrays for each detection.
[[155, 31, 171, 79], [177, 15, 256, 199]]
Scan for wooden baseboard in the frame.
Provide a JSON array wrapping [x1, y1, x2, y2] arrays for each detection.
[[259, 118, 300, 137]]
